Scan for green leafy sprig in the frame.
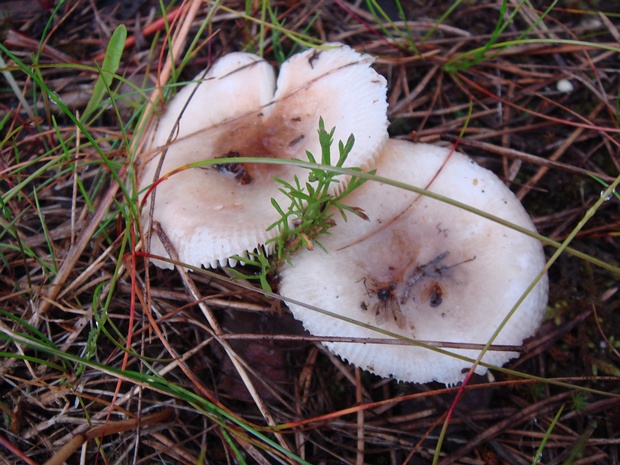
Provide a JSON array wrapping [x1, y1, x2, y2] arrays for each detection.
[[268, 117, 369, 257], [230, 118, 371, 291]]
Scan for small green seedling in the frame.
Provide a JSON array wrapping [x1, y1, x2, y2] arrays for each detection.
[[268, 117, 369, 257], [230, 118, 371, 292]]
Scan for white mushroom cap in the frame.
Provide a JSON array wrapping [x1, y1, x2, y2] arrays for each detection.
[[139, 44, 388, 269], [279, 139, 549, 385]]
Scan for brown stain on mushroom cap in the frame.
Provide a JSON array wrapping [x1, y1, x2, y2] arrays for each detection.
[[207, 111, 310, 185], [350, 218, 474, 330]]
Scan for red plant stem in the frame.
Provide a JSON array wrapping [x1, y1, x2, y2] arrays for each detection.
[[0, 434, 37, 465]]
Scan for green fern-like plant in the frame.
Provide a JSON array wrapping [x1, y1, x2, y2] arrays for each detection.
[[268, 117, 369, 257], [230, 118, 370, 292]]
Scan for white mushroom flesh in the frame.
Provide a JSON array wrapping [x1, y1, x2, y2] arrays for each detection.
[[279, 139, 549, 385], [139, 44, 388, 268]]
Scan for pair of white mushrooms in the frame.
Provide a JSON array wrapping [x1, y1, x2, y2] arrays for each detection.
[[139, 44, 548, 385]]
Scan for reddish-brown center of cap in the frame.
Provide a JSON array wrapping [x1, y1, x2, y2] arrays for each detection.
[[208, 111, 310, 186]]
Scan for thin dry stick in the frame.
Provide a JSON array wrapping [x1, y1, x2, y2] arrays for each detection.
[[442, 135, 617, 183], [219, 334, 524, 352], [136, 273, 223, 407], [36, 176, 123, 318], [52, 338, 213, 447], [57, 241, 116, 300], [389, 61, 441, 117], [438, 391, 573, 465], [152, 222, 293, 455], [71, 112, 81, 246], [516, 102, 604, 200], [389, 42, 464, 118], [147, 432, 201, 464], [598, 11, 620, 42], [355, 367, 365, 465], [42, 409, 173, 465], [501, 83, 517, 182], [0, 435, 37, 465]]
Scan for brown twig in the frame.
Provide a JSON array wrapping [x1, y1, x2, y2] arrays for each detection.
[[43, 409, 173, 465], [442, 135, 617, 183]]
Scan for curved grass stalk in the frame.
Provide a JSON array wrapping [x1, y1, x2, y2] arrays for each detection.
[[153, 156, 620, 275]]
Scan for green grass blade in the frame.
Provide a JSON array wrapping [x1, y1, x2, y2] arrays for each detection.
[[423, 0, 462, 42], [83, 24, 127, 119], [532, 404, 564, 464], [364, 0, 420, 54]]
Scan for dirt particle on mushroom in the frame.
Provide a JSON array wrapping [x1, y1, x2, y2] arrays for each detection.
[[426, 281, 444, 307]]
